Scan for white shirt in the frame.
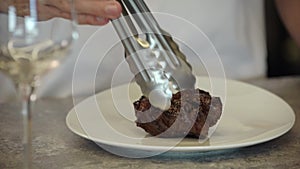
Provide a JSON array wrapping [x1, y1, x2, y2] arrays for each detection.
[[0, 0, 266, 99]]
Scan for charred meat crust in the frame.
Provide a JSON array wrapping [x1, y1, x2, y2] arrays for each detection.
[[134, 88, 222, 138]]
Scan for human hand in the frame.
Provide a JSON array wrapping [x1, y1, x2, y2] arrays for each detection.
[[0, 0, 122, 25], [40, 0, 122, 25]]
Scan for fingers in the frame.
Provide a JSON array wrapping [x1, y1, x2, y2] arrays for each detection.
[[77, 15, 110, 25], [38, 4, 71, 21], [75, 0, 122, 20], [38, 4, 110, 25], [41, 0, 122, 25]]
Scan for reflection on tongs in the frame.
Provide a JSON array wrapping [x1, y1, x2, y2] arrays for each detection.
[[111, 0, 195, 110]]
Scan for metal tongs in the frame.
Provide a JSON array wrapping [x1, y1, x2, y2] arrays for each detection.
[[111, 0, 196, 110]]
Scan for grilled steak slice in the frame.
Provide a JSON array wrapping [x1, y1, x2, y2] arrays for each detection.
[[134, 88, 222, 138]]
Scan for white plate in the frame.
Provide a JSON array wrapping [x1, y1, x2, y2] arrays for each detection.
[[66, 77, 295, 157]]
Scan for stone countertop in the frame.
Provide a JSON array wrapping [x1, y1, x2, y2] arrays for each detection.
[[0, 76, 299, 169]]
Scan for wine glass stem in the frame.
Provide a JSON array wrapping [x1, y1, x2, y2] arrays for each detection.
[[18, 83, 36, 169]]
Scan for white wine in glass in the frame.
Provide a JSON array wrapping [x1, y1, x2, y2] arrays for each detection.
[[0, 0, 77, 168]]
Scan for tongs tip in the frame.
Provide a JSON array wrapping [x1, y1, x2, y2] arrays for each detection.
[[148, 89, 172, 110]]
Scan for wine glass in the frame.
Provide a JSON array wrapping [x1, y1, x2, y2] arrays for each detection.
[[0, 0, 77, 168]]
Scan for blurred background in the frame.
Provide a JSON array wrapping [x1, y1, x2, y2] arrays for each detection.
[[265, 0, 300, 77]]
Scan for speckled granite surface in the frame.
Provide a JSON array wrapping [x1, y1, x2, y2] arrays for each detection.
[[0, 76, 299, 169]]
